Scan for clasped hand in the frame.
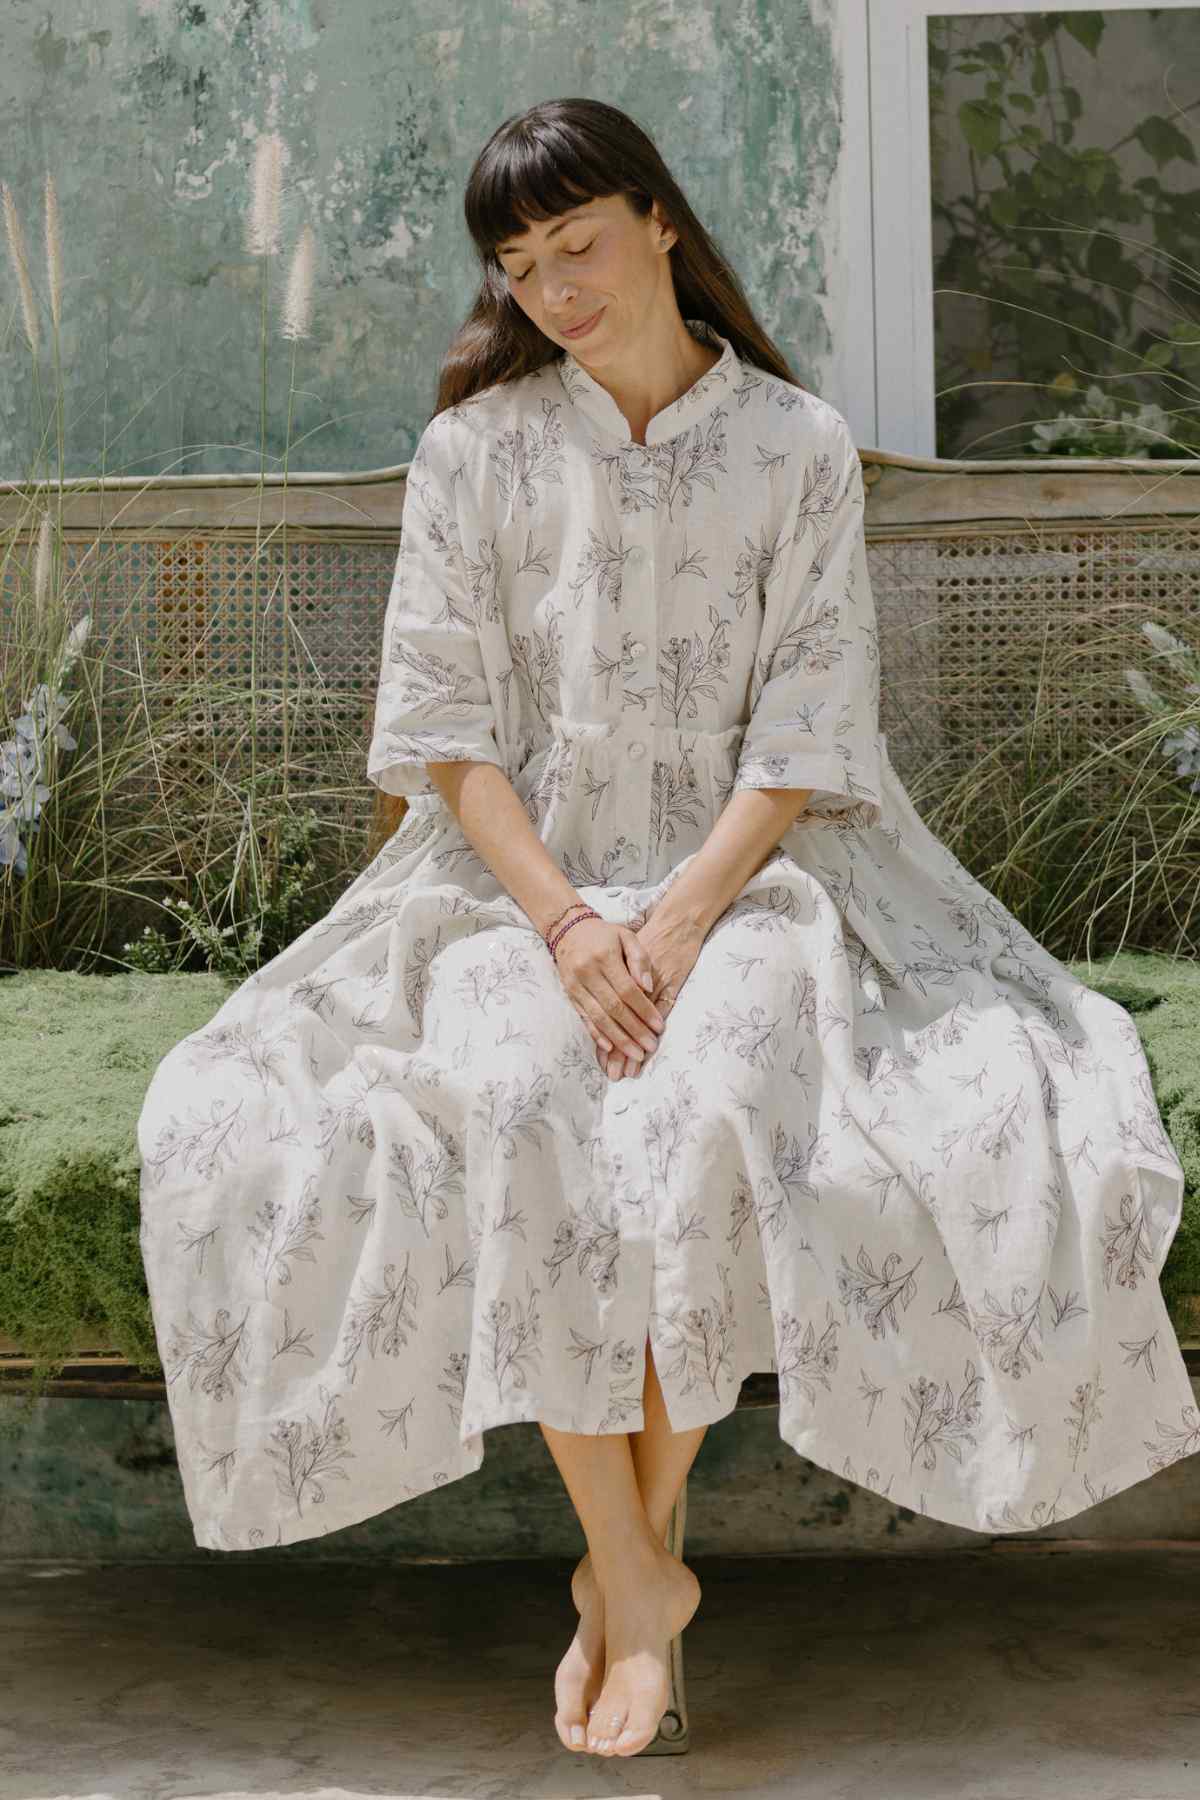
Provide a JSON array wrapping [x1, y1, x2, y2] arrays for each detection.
[[551, 908, 707, 1082]]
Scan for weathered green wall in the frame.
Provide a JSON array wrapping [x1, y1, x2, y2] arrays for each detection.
[[0, 0, 844, 480]]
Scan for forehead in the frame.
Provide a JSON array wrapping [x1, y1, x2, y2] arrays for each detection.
[[495, 199, 605, 254]]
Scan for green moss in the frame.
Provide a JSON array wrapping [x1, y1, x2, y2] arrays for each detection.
[[0, 956, 1197, 1411], [0, 970, 237, 1413]]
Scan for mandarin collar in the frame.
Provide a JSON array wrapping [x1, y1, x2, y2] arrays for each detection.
[[555, 316, 738, 447]]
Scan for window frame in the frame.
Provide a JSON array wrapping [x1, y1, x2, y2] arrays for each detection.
[[863, 0, 1200, 453]]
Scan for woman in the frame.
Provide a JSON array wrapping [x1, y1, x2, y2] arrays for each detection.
[[137, 98, 1199, 1760]]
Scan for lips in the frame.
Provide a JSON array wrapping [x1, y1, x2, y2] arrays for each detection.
[[561, 306, 604, 338]]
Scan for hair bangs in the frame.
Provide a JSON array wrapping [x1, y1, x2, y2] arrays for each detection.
[[468, 127, 628, 263]]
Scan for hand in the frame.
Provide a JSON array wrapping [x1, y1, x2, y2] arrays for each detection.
[[551, 913, 666, 1069], [596, 904, 708, 1081]]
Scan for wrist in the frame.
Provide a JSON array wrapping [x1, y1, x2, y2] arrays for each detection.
[[537, 895, 591, 942], [646, 885, 720, 938]]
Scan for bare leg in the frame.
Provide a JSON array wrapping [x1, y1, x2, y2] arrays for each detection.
[[543, 1335, 707, 1755]]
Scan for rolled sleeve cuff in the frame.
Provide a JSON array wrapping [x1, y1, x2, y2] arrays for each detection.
[[367, 720, 506, 800], [733, 747, 883, 829]]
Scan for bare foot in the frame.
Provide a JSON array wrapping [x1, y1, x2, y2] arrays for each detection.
[[553, 1551, 605, 1752], [586, 1538, 701, 1757]]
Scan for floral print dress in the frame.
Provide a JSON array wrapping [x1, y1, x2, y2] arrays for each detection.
[[137, 318, 1199, 1551]]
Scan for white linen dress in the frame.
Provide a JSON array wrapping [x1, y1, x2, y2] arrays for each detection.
[[137, 318, 1200, 1551]]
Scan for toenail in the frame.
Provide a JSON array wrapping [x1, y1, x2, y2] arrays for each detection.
[[570, 1724, 584, 1746]]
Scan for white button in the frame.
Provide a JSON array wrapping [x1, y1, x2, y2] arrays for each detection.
[[627, 740, 646, 761], [626, 546, 646, 568], [630, 639, 647, 657]]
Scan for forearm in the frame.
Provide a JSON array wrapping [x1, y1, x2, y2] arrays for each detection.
[[425, 760, 586, 939], [651, 786, 814, 936]]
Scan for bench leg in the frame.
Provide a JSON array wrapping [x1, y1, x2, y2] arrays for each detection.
[[639, 1474, 690, 1754]]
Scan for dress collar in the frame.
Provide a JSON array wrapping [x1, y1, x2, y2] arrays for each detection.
[[555, 316, 739, 447]]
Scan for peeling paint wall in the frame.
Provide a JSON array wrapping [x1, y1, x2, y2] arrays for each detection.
[[0, 0, 847, 477]]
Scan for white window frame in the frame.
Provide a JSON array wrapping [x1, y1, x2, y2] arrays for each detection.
[[860, 0, 1200, 455]]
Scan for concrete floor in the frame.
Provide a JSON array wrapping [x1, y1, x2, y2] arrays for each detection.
[[5, 1549, 1200, 1800]]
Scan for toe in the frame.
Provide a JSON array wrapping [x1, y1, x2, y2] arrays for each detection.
[[614, 1710, 660, 1755], [555, 1711, 588, 1752], [588, 1704, 627, 1754]]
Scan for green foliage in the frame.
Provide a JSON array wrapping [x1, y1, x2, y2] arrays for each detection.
[[120, 805, 327, 979], [928, 13, 1200, 458]]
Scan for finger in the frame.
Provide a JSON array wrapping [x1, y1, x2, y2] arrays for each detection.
[[620, 927, 658, 995], [606, 951, 666, 1035], [577, 986, 646, 1063], [590, 971, 660, 1059], [618, 930, 663, 1016]]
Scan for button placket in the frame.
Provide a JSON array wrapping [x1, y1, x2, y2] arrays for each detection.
[[621, 465, 657, 883]]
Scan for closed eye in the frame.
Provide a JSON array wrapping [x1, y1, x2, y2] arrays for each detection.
[[509, 241, 594, 282]]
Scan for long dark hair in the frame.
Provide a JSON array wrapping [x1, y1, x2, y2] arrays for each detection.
[[431, 97, 809, 421]]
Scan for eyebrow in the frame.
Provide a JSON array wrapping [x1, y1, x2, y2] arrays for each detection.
[[495, 208, 593, 256]]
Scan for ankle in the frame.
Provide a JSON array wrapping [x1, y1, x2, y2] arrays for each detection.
[[588, 1521, 671, 1588]]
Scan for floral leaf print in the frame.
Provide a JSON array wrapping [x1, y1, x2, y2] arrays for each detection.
[[974, 1281, 1046, 1380], [490, 395, 566, 507], [657, 409, 729, 519], [569, 525, 629, 611], [600, 1337, 645, 1430], [660, 607, 733, 726], [970, 1201, 1010, 1253], [460, 532, 504, 626], [544, 1191, 622, 1295], [273, 1306, 316, 1360], [1065, 1366, 1105, 1469], [1102, 1190, 1156, 1292], [453, 939, 543, 1015], [1145, 1405, 1200, 1473], [264, 1384, 355, 1518], [693, 997, 782, 1070], [641, 1068, 703, 1195], [904, 1360, 984, 1474], [491, 1181, 530, 1242], [175, 1218, 219, 1276], [247, 1174, 325, 1300], [1117, 1070, 1183, 1166], [483, 1270, 544, 1402], [565, 1326, 608, 1384], [479, 1068, 554, 1165], [858, 1367, 887, 1428], [837, 1243, 924, 1339], [1047, 1282, 1089, 1328], [650, 748, 704, 853], [932, 1085, 1032, 1167], [387, 1109, 465, 1238], [933, 1277, 974, 1332], [141, 1093, 247, 1190], [164, 1303, 251, 1402], [790, 447, 840, 576], [438, 1242, 477, 1292], [436, 1352, 469, 1429], [510, 608, 565, 725], [182, 1017, 302, 1090], [774, 1301, 839, 1406], [729, 524, 783, 619], [768, 1116, 831, 1208], [338, 1252, 421, 1386], [653, 1262, 738, 1402], [595, 441, 660, 515], [1119, 1329, 1164, 1382], [513, 525, 552, 577], [380, 1396, 417, 1449]]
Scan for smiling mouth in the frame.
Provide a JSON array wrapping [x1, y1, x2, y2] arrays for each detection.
[[561, 307, 603, 336]]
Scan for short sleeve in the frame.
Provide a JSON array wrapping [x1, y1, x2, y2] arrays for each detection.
[[366, 419, 505, 800], [732, 411, 883, 829]]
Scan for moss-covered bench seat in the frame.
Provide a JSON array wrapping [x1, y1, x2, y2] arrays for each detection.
[[2, 954, 1199, 1392]]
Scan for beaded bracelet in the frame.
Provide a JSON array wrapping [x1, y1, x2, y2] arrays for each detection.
[[547, 904, 601, 961]]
